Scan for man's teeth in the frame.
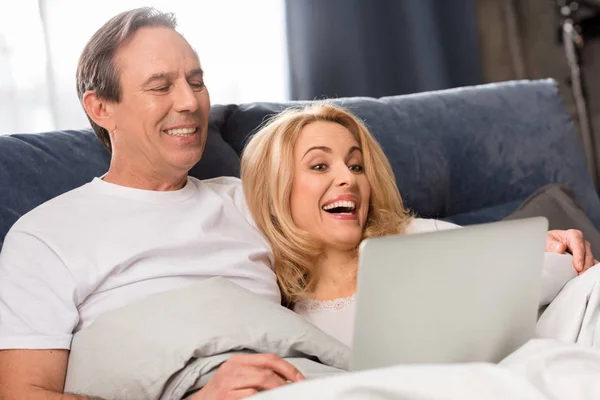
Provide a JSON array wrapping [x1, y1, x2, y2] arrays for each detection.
[[322, 200, 356, 211], [165, 127, 196, 136]]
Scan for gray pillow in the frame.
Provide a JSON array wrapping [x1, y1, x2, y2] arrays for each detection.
[[64, 278, 348, 400], [503, 184, 600, 256]]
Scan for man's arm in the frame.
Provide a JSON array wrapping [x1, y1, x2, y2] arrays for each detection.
[[0, 229, 85, 398], [1, 350, 304, 400], [0, 349, 106, 400]]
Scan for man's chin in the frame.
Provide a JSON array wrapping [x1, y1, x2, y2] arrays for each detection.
[[166, 152, 204, 173]]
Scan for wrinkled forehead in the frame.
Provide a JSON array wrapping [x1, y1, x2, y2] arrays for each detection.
[[115, 26, 201, 83]]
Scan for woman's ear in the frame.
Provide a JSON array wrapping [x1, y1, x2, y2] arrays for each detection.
[[82, 91, 116, 132]]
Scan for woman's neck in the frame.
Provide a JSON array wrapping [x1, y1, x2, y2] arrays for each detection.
[[311, 249, 358, 301]]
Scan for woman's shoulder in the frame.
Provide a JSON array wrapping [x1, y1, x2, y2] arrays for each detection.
[[404, 217, 462, 234]]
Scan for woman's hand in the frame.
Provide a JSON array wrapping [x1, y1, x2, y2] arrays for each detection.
[[546, 229, 599, 274]]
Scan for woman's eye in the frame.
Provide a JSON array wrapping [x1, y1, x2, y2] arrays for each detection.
[[311, 164, 327, 171], [349, 164, 364, 173]]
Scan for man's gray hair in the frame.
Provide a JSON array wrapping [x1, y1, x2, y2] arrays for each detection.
[[76, 7, 177, 151]]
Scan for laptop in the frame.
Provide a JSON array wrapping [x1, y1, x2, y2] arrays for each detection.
[[350, 217, 548, 371]]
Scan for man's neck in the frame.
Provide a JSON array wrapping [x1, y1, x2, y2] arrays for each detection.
[[311, 249, 358, 301], [103, 160, 187, 191]]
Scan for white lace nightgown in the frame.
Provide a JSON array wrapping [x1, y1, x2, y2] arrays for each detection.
[[294, 294, 357, 347]]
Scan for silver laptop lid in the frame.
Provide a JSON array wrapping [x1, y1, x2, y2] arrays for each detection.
[[350, 217, 548, 371]]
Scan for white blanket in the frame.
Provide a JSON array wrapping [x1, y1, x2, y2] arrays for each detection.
[[251, 339, 600, 400], [537, 261, 600, 345]]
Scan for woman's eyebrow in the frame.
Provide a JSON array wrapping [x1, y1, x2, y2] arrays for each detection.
[[302, 146, 331, 160], [347, 146, 362, 156]]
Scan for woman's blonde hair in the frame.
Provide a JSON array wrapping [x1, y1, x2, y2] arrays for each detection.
[[241, 103, 411, 304]]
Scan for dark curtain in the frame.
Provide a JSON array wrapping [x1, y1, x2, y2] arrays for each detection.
[[285, 0, 484, 100]]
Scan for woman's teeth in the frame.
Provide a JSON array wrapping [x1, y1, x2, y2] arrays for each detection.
[[165, 127, 196, 136], [322, 200, 356, 213]]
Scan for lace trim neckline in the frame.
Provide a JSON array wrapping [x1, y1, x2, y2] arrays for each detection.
[[295, 294, 356, 312]]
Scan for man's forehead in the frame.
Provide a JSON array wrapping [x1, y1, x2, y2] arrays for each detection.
[[117, 59, 203, 85], [115, 27, 201, 81]]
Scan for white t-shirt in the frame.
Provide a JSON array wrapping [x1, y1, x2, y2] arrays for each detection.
[[0, 176, 279, 350], [294, 218, 577, 347]]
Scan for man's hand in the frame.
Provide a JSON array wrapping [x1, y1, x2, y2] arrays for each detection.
[[546, 229, 599, 274], [191, 353, 305, 400]]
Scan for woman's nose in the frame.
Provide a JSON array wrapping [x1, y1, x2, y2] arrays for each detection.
[[335, 166, 356, 187]]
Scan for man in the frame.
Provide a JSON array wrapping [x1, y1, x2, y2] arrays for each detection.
[[0, 8, 303, 400], [0, 7, 595, 400]]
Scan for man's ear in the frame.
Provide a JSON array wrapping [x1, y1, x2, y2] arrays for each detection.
[[82, 91, 116, 132]]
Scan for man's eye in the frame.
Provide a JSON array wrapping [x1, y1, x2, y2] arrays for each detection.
[[152, 86, 170, 93], [190, 82, 205, 90], [311, 164, 327, 171], [349, 164, 364, 173]]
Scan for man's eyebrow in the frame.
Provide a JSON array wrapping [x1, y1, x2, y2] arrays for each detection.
[[142, 72, 173, 87], [186, 68, 204, 80], [302, 146, 331, 160], [141, 68, 204, 87]]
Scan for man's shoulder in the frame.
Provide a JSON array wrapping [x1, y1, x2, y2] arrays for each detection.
[[11, 181, 97, 232]]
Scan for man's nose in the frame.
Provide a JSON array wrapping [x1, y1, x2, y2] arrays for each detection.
[[173, 82, 199, 113]]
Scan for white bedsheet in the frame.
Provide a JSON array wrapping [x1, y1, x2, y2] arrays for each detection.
[[252, 339, 600, 400]]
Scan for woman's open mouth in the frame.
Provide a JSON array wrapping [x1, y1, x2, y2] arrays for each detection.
[[322, 200, 357, 219], [322, 200, 356, 214]]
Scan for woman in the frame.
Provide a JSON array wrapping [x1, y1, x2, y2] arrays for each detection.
[[241, 103, 595, 347]]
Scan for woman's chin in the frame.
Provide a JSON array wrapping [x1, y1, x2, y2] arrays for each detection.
[[322, 235, 363, 253]]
